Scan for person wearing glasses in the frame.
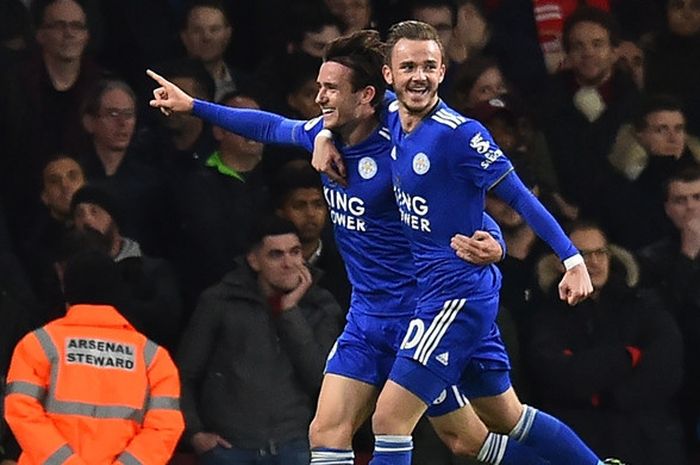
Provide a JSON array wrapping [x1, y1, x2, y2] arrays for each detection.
[[79, 79, 167, 256], [529, 220, 686, 465]]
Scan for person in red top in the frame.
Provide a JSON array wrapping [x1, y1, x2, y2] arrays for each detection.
[[4, 249, 184, 465]]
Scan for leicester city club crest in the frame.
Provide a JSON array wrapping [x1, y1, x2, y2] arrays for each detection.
[[358, 157, 378, 179], [412, 152, 430, 175]]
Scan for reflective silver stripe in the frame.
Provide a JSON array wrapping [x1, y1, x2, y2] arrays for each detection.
[[34, 328, 59, 362], [45, 399, 143, 422], [146, 396, 180, 411], [6, 381, 46, 400], [143, 340, 158, 369], [44, 444, 73, 465], [33, 328, 60, 408], [118, 451, 143, 465]]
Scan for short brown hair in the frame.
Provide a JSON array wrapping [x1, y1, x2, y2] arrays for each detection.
[[385, 20, 446, 65], [324, 30, 386, 111]]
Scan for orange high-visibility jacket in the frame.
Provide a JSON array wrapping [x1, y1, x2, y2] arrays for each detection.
[[5, 304, 184, 465]]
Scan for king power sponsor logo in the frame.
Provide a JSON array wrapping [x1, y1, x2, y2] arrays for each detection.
[[394, 185, 431, 232], [323, 186, 367, 232]]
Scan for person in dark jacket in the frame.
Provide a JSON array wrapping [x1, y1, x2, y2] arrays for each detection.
[[637, 163, 700, 459], [177, 215, 342, 465], [537, 7, 640, 219], [529, 221, 685, 465], [71, 184, 184, 352], [272, 160, 351, 312]]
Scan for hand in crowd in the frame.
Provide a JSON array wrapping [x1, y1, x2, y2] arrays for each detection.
[[280, 264, 313, 311], [450, 231, 503, 265], [191, 432, 232, 455], [680, 216, 700, 259], [312, 131, 347, 186], [147, 69, 195, 116], [558, 263, 593, 306]]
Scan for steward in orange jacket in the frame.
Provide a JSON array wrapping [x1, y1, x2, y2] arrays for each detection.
[[4, 250, 184, 465]]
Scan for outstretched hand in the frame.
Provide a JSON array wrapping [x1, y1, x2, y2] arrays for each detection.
[[146, 69, 195, 116], [558, 263, 593, 305]]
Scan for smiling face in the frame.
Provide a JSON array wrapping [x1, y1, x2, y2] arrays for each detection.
[[566, 21, 617, 87], [383, 38, 445, 118], [315, 60, 369, 131]]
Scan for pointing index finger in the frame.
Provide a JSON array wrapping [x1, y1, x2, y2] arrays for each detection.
[[146, 69, 166, 85]]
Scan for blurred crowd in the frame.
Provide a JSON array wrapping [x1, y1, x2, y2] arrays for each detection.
[[0, 0, 699, 464]]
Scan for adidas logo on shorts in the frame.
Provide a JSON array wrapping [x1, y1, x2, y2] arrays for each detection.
[[436, 352, 450, 366]]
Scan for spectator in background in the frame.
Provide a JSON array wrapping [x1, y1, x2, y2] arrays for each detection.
[[449, 55, 508, 115], [449, 0, 490, 65], [180, 0, 250, 101], [286, 2, 343, 59], [644, 0, 700, 134], [325, 0, 375, 33], [148, 59, 216, 176], [21, 155, 86, 316], [174, 92, 269, 307], [602, 95, 700, 249], [538, 6, 640, 221], [0, 0, 103, 234], [273, 160, 351, 312], [484, 165, 547, 330], [457, 78, 562, 206], [0, 0, 32, 68], [529, 221, 685, 465], [252, 2, 341, 114], [616, 39, 644, 90], [281, 54, 323, 120], [80, 79, 167, 255], [4, 249, 184, 465], [177, 215, 342, 465], [71, 185, 184, 352], [638, 164, 700, 460]]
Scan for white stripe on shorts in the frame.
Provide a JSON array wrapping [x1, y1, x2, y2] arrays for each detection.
[[414, 298, 466, 365]]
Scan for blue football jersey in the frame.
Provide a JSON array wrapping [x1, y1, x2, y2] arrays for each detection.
[[288, 117, 417, 317], [385, 100, 514, 308]]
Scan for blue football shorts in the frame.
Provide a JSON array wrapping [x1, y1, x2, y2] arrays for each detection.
[[390, 292, 512, 406], [325, 310, 485, 416]]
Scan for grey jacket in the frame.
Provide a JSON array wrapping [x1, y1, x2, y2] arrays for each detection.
[[177, 259, 343, 449]]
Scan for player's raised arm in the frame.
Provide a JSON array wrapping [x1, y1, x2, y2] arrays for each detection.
[[491, 171, 593, 305], [147, 70, 312, 148]]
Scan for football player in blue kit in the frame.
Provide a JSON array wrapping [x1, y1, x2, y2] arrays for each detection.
[[147, 31, 544, 465], [313, 21, 624, 465], [149, 25, 624, 465]]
